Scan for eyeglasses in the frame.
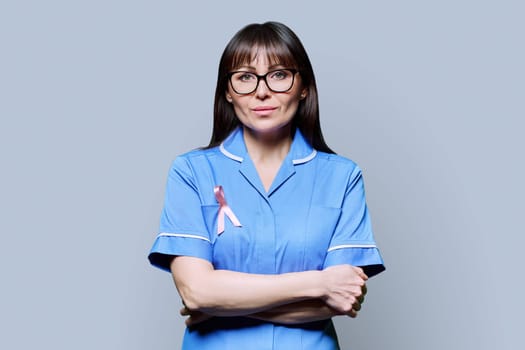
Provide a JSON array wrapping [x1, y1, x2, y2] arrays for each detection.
[[228, 69, 298, 95]]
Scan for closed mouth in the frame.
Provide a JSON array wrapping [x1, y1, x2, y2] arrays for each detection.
[[252, 106, 277, 111]]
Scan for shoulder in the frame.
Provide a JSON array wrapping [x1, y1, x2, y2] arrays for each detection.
[[164, 148, 222, 186], [170, 147, 221, 169], [314, 151, 362, 177], [177, 146, 221, 161]]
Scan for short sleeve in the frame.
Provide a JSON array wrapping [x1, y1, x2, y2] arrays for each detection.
[[148, 156, 212, 272], [323, 166, 385, 277]]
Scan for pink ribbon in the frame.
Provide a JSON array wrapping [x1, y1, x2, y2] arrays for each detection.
[[214, 185, 242, 235]]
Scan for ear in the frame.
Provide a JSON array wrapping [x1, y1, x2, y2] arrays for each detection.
[[300, 89, 307, 100], [225, 92, 233, 103]]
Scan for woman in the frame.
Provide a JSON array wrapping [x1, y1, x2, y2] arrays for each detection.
[[148, 21, 385, 349]]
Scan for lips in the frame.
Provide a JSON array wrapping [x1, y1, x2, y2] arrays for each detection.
[[252, 106, 277, 112], [251, 106, 278, 116]]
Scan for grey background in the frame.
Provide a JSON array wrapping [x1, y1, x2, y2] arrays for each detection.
[[1, 1, 523, 349]]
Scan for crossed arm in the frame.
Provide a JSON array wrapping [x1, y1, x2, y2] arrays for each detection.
[[170, 256, 368, 326]]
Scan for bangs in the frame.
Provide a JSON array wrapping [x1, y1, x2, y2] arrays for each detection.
[[227, 32, 298, 71]]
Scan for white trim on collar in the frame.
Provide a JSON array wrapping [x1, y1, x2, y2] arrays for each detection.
[[220, 143, 317, 165], [292, 150, 317, 165], [219, 143, 244, 162]]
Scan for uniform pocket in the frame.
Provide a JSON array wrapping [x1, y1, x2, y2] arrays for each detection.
[[306, 206, 342, 255]]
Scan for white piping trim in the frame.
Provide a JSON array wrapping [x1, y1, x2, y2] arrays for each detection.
[[157, 233, 211, 243], [327, 244, 377, 252], [293, 150, 317, 165], [219, 143, 244, 162]]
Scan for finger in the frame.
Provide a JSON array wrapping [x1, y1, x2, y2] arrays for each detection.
[[362, 283, 367, 296], [185, 314, 199, 327], [347, 308, 358, 318], [180, 307, 190, 316], [349, 285, 365, 297], [357, 294, 365, 304], [185, 312, 212, 327], [352, 300, 362, 311], [353, 266, 368, 280]]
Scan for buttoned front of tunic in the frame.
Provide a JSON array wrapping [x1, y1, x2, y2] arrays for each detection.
[[149, 127, 385, 349]]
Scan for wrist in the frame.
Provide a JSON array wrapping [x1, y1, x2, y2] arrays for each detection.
[[308, 270, 326, 299]]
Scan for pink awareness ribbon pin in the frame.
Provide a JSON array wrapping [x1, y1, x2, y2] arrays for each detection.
[[214, 185, 242, 235]]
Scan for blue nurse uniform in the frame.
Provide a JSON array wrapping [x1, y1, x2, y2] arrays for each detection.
[[149, 127, 385, 349]]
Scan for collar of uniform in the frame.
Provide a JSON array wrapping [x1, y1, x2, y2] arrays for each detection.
[[219, 127, 317, 165]]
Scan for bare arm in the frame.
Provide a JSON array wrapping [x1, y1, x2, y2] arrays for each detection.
[[182, 290, 366, 326], [249, 285, 366, 325], [248, 299, 342, 324], [170, 256, 367, 319], [179, 300, 338, 326]]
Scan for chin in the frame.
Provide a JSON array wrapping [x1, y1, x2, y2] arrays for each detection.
[[244, 121, 293, 136]]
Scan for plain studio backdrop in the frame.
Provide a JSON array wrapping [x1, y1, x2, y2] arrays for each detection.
[[1, 1, 523, 349]]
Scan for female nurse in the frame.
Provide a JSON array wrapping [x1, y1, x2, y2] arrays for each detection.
[[148, 21, 385, 349]]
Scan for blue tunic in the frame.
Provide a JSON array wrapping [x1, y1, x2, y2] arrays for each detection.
[[149, 127, 385, 349]]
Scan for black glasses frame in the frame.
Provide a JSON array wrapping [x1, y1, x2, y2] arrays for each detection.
[[227, 69, 299, 95]]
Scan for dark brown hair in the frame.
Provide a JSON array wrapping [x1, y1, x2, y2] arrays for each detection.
[[207, 21, 334, 154]]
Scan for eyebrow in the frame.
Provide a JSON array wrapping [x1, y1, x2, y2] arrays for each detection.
[[235, 64, 287, 71]]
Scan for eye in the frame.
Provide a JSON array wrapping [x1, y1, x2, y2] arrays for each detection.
[[269, 70, 290, 80], [234, 72, 256, 82]]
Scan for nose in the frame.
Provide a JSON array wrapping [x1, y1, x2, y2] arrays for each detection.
[[254, 77, 271, 99]]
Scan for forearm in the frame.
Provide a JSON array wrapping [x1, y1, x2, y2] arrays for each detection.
[[170, 256, 325, 317], [248, 299, 341, 325]]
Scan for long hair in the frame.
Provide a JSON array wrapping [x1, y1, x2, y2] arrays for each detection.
[[207, 21, 334, 154]]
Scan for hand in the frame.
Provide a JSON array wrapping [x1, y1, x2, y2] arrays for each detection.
[[346, 283, 367, 318], [180, 306, 212, 327], [321, 265, 368, 316]]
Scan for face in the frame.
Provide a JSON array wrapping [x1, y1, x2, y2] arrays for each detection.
[[226, 51, 306, 137]]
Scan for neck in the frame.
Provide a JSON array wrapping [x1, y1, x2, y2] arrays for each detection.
[[242, 125, 293, 164]]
